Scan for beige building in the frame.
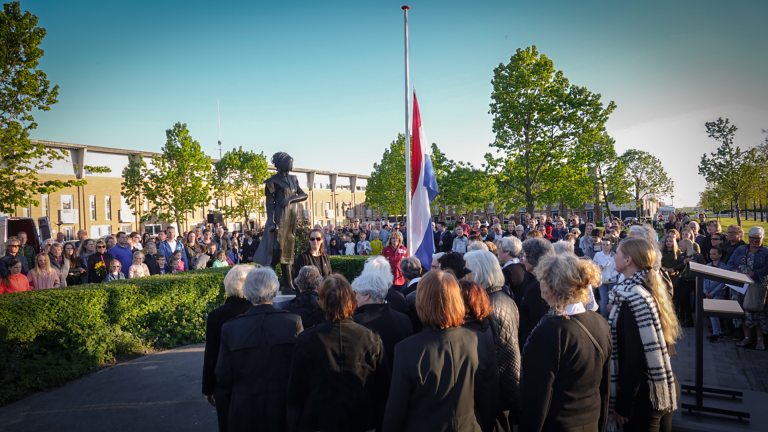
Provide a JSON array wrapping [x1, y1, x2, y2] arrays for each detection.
[[5, 140, 373, 240]]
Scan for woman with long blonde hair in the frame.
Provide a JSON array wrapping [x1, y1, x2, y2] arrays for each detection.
[[609, 237, 680, 432], [28, 253, 60, 290]]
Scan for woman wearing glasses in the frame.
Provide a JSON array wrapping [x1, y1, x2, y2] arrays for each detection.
[[105, 260, 127, 282], [727, 226, 768, 350], [87, 239, 114, 284], [293, 228, 332, 278]]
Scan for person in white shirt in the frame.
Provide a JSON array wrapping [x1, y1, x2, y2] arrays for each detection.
[[592, 238, 617, 317]]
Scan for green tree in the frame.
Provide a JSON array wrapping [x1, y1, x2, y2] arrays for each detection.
[[485, 46, 616, 216], [120, 155, 148, 224], [367, 134, 406, 220], [619, 149, 674, 216], [0, 2, 81, 214], [582, 132, 632, 217], [142, 123, 213, 232], [698, 118, 766, 226], [212, 147, 269, 227], [697, 183, 729, 217]]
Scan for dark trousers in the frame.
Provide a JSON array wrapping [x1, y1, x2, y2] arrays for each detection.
[[674, 279, 694, 322], [559, 420, 599, 432], [214, 386, 232, 432], [623, 377, 680, 432]]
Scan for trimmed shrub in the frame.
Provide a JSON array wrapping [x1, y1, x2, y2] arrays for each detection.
[[0, 267, 231, 406], [0, 257, 369, 406]]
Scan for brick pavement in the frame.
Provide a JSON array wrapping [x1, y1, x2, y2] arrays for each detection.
[[0, 344, 217, 432]]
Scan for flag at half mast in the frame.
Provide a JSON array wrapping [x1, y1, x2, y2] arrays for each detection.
[[410, 91, 439, 270]]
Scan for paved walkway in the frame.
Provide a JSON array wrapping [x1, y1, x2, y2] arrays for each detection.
[[1, 323, 767, 432], [0, 344, 217, 432]]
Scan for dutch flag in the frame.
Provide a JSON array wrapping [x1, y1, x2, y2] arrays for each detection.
[[410, 91, 439, 270]]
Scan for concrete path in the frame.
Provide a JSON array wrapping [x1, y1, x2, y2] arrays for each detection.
[[0, 344, 217, 432]]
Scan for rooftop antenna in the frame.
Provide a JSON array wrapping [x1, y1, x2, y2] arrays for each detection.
[[217, 99, 222, 159]]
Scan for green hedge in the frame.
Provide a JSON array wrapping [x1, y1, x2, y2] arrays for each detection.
[[0, 257, 368, 406], [0, 267, 230, 406]]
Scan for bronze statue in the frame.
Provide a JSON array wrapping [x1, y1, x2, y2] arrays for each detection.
[[253, 152, 308, 294]]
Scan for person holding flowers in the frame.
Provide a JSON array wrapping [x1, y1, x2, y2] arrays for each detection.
[[87, 239, 113, 284]]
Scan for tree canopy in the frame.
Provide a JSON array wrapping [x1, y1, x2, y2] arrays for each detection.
[[619, 149, 674, 215], [212, 147, 269, 227], [698, 118, 766, 226], [485, 45, 616, 215], [367, 134, 407, 220]]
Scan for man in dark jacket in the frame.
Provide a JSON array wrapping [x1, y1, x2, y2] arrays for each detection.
[[215, 227, 233, 258], [436, 222, 454, 252], [214, 267, 304, 432], [352, 273, 413, 367], [519, 238, 555, 349]]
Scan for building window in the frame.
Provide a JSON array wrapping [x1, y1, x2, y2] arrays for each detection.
[[143, 198, 148, 211], [61, 194, 74, 210], [105, 196, 112, 221], [41, 194, 49, 217], [229, 222, 242, 232], [144, 224, 163, 235], [120, 225, 132, 233], [62, 226, 75, 241], [227, 199, 233, 208], [21, 205, 31, 217], [89, 195, 97, 221]]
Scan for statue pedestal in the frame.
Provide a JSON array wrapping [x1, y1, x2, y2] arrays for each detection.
[[274, 294, 295, 310]]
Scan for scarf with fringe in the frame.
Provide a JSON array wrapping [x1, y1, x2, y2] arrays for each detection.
[[607, 270, 676, 431]]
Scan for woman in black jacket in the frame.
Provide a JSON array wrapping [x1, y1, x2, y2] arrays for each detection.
[[87, 239, 113, 284], [293, 228, 332, 278], [464, 249, 521, 430], [383, 270, 497, 432], [520, 254, 612, 432], [287, 274, 390, 432], [610, 238, 680, 432], [519, 238, 556, 349], [283, 265, 325, 329], [202, 265, 255, 432]]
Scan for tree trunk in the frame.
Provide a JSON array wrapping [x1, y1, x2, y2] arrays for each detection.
[[761, 199, 764, 223], [735, 194, 742, 226]]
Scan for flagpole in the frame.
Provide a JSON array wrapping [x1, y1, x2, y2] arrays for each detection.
[[402, 5, 412, 252]]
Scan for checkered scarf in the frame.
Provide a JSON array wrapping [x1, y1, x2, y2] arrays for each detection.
[[607, 270, 676, 431]]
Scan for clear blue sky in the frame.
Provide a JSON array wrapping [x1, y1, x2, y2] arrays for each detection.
[[25, 0, 768, 207]]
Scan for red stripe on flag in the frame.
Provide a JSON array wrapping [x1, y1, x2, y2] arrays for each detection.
[[411, 91, 422, 198]]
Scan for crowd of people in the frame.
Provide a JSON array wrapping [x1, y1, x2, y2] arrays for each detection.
[[196, 211, 746, 432], [0, 225, 245, 294]]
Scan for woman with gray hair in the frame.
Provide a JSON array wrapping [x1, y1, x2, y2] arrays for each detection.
[[215, 266, 304, 431], [202, 265, 264, 431], [362, 256, 409, 315], [283, 265, 325, 329], [519, 238, 556, 349], [499, 236, 531, 308], [351, 273, 413, 368], [464, 249, 521, 428], [727, 226, 768, 350]]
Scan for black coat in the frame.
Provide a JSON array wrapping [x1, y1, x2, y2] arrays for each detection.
[[287, 318, 390, 432], [241, 240, 258, 263], [462, 318, 501, 432], [202, 296, 254, 396], [282, 290, 325, 329], [144, 252, 161, 275], [382, 326, 498, 432], [438, 231, 454, 253], [293, 250, 332, 278], [353, 303, 413, 368], [501, 262, 531, 307], [521, 311, 612, 432], [485, 286, 522, 416], [518, 278, 549, 350], [215, 304, 303, 432], [87, 252, 114, 284], [386, 287, 410, 315]]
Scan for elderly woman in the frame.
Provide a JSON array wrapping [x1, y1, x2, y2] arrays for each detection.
[[383, 270, 498, 432], [727, 226, 768, 350], [283, 265, 325, 329], [48, 242, 70, 287], [351, 273, 413, 368], [287, 274, 390, 432], [215, 267, 304, 432], [521, 254, 612, 432], [464, 249, 521, 429], [293, 228, 332, 278], [362, 255, 409, 314], [202, 265, 255, 431]]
